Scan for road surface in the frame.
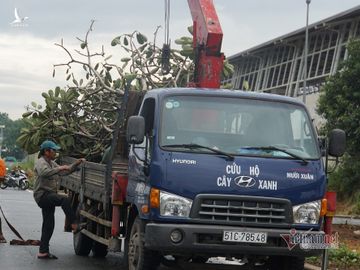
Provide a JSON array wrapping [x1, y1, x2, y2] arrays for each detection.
[[0, 188, 126, 270], [0, 188, 266, 270]]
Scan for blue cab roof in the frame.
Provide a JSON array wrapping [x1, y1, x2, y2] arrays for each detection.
[[145, 88, 305, 107]]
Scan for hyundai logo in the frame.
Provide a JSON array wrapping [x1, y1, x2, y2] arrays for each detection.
[[234, 176, 256, 188]]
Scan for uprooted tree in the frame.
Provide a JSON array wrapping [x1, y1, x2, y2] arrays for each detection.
[[17, 21, 234, 160]]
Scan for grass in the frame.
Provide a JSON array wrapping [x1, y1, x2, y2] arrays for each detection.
[[330, 245, 360, 265], [306, 245, 360, 269]]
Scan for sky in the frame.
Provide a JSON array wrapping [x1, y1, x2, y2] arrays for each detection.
[[1, 0, 359, 120]]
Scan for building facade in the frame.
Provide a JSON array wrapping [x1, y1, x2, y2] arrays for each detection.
[[226, 5, 360, 98]]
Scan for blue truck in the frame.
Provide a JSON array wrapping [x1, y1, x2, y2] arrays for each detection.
[[60, 87, 345, 270]]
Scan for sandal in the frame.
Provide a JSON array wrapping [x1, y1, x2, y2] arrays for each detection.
[[37, 253, 58, 260], [0, 238, 6, 244]]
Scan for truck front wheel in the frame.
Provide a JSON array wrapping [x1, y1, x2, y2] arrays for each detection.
[[268, 256, 305, 270], [126, 217, 161, 270]]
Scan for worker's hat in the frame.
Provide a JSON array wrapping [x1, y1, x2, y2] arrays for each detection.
[[40, 140, 61, 151]]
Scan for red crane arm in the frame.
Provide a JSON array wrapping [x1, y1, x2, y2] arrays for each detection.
[[187, 0, 224, 88]]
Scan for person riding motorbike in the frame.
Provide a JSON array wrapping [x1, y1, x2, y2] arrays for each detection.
[[10, 166, 28, 188]]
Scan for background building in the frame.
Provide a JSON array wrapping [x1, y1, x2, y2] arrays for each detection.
[[226, 5, 360, 98], [226, 5, 360, 125]]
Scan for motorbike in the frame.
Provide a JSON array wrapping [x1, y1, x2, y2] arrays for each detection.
[[0, 169, 29, 190]]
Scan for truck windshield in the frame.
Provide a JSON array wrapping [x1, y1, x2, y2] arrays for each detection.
[[160, 95, 320, 159]]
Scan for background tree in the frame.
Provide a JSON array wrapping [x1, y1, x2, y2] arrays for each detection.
[[17, 22, 234, 160], [0, 112, 26, 159], [317, 38, 360, 211]]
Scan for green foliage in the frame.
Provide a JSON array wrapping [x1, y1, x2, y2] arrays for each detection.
[[17, 86, 121, 158], [306, 245, 360, 267], [352, 193, 360, 215], [305, 256, 318, 264], [222, 59, 235, 79], [328, 155, 360, 202], [329, 245, 360, 266], [317, 39, 360, 199], [0, 112, 26, 159], [317, 39, 360, 155], [18, 23, 234, 160], [110, 29, 197, 89]]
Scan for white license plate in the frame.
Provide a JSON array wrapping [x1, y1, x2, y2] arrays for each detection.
[[223, 231, 267, 243]]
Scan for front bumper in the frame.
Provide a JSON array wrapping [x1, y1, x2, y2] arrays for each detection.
[[145, 223, 323, 257]]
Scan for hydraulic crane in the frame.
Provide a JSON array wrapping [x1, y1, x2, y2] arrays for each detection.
[[187, 0, 224, 88]]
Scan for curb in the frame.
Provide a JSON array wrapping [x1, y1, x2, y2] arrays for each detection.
[[335, 214, 360, 219], [304, 263, 321, 270], [333, 216, 360, 226]]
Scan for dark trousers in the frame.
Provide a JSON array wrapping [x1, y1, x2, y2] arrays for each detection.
[[37, 192, 75, 253]]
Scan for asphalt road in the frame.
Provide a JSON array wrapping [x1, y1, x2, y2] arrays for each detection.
[[0, 188, 126, 270], [0, 188, 264, 270]]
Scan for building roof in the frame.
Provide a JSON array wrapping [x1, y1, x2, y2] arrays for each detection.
[[229, 5, 360, 60]]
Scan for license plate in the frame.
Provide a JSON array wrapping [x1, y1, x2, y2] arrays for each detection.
[[223, 231, 267, 243]]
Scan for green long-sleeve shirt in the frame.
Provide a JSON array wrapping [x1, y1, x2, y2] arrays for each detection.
[[33, 157, 78, 203]]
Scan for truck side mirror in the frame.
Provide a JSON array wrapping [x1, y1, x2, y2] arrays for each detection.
[[127, 116, 145, 144], [328, 129, 346, 157]]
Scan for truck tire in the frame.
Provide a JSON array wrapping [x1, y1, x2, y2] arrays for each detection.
[[74, 231, 93, 256], [125, 217, 161, 270], [267, 256, 305, 270], [73, 204, 93, 256], [92, 242, 108, 258]]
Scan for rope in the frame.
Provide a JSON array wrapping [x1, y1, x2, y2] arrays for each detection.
[[0, 205, 24, 240], [0, 205, 40, 245]]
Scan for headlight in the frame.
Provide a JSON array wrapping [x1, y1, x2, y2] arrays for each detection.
[[160, 191, 192, 217], [293, 200, 321, 224]]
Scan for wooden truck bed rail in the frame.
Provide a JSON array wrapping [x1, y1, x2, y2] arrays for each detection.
[[59, 156, 128, 202]]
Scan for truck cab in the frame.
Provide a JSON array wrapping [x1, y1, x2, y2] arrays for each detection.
[[126, 87, 336, 269]]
